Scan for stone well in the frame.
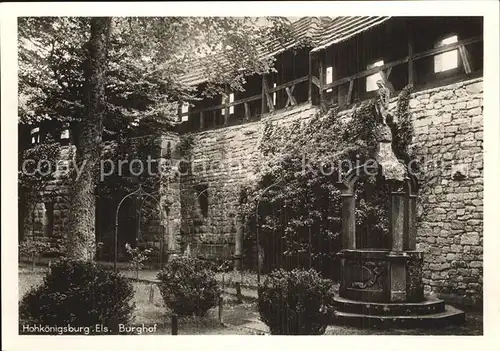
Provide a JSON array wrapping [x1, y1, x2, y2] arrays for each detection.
[[333, 161, 465, 329]]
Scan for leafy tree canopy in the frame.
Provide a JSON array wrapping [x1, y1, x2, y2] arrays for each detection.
[[18, 17, 297, 137]]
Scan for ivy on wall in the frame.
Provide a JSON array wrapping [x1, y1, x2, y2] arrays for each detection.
[[239, 85, 420, 278], [20, 127, 183, 259], [19, 136, 64, 242]]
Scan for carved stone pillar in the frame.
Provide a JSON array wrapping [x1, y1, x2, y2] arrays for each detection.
[[159, 133, 181, 264], [390, 182, 406, 252], [337, 171, 359, 250], [234, 214, 243, 271], [341, 192, 356, 250], [404, 177, 418, 250]]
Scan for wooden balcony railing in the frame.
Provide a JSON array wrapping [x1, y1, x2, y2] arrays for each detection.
[[179, 35, 482, 132], [312, 35, 483, 107], [179, 75, 309, 131]]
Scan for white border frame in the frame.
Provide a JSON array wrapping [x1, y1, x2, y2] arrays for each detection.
[[2, 2, 499, 350]]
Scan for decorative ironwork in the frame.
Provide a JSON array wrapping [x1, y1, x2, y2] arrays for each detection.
[[114, 184, 165, 272]]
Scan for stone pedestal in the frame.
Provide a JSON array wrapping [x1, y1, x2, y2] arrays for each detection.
[[334, 162, 465, 328], [337, 249, 423, 303]]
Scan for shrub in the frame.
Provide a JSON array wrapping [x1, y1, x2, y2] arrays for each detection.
[[125, 242, 152, 278], [157, 256, 221, 317], [19, 259, 135, 335], [258, 268, 335, 335]]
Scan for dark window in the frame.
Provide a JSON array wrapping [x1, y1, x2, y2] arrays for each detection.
[[195, 184, 209, 218]]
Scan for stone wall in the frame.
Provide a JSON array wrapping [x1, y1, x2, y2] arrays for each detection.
[[21, 135, 180, 264], [20, 78, 483, 304], [21, 146, 74, 256], [179, 104, 319, 260], [407, 78, 483, 306], [181, 78, 483, 305]]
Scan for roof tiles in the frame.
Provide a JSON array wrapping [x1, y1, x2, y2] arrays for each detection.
[[179, 16, 391, 86]]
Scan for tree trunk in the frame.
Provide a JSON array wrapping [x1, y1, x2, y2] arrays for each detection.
[[66, 17, 111, 261]]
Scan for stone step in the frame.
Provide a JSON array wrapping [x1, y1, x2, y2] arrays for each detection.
[[333, 305, 465, 329], [334, 296, 445, 316]]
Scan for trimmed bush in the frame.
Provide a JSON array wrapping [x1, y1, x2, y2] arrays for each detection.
[[258, 268, 335, 335], [19, 259, 135, 335], [157, 256, 221, 316]]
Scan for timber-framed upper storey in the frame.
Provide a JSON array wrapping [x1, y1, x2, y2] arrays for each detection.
[[21, 16, 483, 144], [176, 16, 483, 133]]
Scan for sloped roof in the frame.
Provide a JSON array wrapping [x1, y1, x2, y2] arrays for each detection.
[[311, 16, 391, 52], [179, 16, 391, 86], [178, 17, 326, 87], [261, 16, 325, 57]]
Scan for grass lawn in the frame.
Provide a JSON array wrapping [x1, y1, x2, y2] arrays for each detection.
[[18, 264, 483, 336], [18, 265, 256, 335]]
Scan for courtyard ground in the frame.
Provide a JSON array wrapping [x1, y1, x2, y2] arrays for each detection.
[[18, 263, 482, 335], [18, 265, 256, 335]]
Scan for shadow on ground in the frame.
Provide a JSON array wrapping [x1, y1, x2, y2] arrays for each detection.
[[18, 264, 482, 335]]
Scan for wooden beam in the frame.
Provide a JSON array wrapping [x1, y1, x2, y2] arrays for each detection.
[[223, 85, 230, 126], [180, 93, 262, 117], [262, 76, 274, 113], [458, 44, 472, 75], [319, 53, 325, 107], [412, 36, 482, 61], [285, 85, 297, 107], [244, 102, 250, 120], [177, 103, 182, 122], [261, 75, 267, 115], [308, 53, 313, 102], [268, 76, 309, 93], [180, 95, 256, 117], [199, 111, 204, 129], [385, 66, 392, 80], [408, 28, 414, 85], [346, 80, 354, 106], [323, 57, 409, 90], [311, 76, 321, 88], [321, 35, 482, 92], [378, 70, 395, 93]]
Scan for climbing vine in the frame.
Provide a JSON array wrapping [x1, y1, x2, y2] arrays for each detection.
[[175, 134, 195, 159], [239, 86, 420, 278], [19, 136, 61, 197], [18, 136, 62, 244]]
